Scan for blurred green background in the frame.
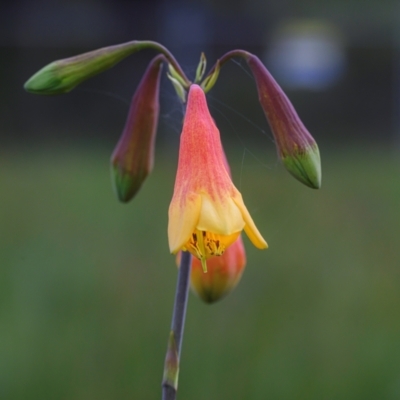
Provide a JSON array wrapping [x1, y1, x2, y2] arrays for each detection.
[[2, 144, 400, 400], [2, 0, 400, 399]]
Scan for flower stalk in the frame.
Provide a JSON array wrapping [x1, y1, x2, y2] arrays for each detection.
[[162, 251, 192, 400]]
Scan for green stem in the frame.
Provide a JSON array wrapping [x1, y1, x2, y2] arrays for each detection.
[[137, 41, 191, 86], [162, 251, 192, 400], [202, 49, 251, 85]]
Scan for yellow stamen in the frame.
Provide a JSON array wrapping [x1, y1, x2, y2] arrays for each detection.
[[196, 229, 208, 273], [183, 229, 240, 274]]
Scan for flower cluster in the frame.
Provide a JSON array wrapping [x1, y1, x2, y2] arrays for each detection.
[[24, 41, 321, 303]]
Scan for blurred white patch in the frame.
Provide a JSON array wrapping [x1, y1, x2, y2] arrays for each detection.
[[266, 19, 346, 90]]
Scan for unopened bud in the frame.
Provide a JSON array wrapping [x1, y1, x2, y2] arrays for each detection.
[[24, 41, 147, 95], [178, 236, 247, 303], [246, 54, 321, 189], [111, 55, 163, 202]]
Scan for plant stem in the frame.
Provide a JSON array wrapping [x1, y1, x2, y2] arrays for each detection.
[[140, 41, 191, 87], [162, 251, 192, 400], [202, 49, 251, 85]]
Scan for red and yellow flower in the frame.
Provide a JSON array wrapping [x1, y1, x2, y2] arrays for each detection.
[[168, 84, 267, 273]]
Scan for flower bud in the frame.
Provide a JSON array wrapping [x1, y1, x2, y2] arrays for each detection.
[[179, 235, 246, 303], [246, 54, 321, 189], [24, 41, 148, 95], [111, 55, 163, 202], [190, 236, 247, 303]]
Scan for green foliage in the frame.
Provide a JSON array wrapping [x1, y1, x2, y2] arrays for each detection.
[[1, 145, 400, 400]]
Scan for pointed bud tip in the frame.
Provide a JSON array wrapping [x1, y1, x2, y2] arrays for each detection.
[[282, 144, 321, 189], [111, 165, 146, 203], [24, 63, 68, 95]]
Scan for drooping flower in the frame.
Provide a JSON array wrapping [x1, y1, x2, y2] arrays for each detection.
[[246, 54, 321, 189], [177, 150, 247, 303], [168, 84, 267, 273], [111, 54, 164, 202]]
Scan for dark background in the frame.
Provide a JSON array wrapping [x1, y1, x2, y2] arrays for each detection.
[[1, 0, 399, 148]]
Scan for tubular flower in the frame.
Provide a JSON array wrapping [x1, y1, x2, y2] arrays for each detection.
[[111, 54, 163, 202], [168, 84, 267, 273], [177, 149, 247, 303]]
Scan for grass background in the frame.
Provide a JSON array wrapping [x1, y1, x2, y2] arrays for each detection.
[[1, 143, 400, 399]]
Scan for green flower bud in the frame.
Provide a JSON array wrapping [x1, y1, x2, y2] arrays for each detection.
[[24, 41, 148, 95]]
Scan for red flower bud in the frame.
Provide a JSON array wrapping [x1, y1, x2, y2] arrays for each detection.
[[188, 235, 246, 303], [111, 54, 164, 202], [246, 54, 321, 189]]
